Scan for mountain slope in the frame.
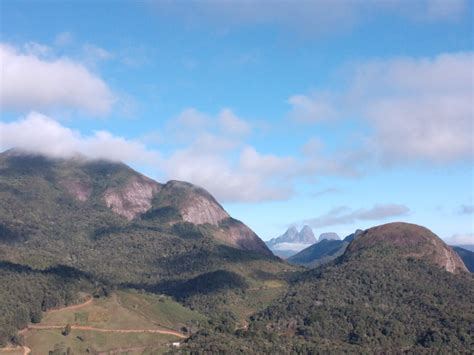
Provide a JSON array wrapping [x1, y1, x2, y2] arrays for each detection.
[[179, 222, 473, 353], [0, 149, 291, 345], [288, 229, 361, 267], [287, 239, 348, 267]]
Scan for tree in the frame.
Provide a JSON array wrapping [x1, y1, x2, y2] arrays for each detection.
[[62, 324, 71, 336]]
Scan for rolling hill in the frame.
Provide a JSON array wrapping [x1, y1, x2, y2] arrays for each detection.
[[179, 222, 473, 353]]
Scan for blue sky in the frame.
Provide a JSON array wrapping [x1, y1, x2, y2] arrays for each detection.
[[0, 0, 473, 243]]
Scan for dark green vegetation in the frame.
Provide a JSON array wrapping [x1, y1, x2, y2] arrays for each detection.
[[1, 151, 473, 354], [176, 223, 474, 353], [0, 150, 292, 346], [0, 262, 92, 345], [453, 246, 474, 272]]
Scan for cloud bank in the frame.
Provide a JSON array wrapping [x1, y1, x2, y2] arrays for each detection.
[[290, 51, 474, 165], [0, 112, 157, 164], [0, 43, 115, 115]]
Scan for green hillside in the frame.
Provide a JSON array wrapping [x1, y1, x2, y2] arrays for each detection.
[[178, 223, 474, 353], [0, 151, 294, 346]]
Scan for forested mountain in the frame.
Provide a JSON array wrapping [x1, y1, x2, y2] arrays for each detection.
[[1, 150, 472, 353], [289, 227, 472, 272], [179, 223, 473, 353], [0, 149, 292, 345]]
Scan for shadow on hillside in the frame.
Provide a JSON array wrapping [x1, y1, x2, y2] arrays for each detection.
[[0, 260, 95, 281]]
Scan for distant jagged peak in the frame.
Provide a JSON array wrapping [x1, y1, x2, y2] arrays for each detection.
[[344, 222, 468, 274], [268, 225, 317, 246], [318, 232, 340, 242], [298, 225, 317, 244]]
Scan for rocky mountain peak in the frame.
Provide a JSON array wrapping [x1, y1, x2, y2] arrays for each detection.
[[299, 225, 317, 244], [103, 174, 161, 220], [158, 180, 230, 226], [0, 149, 271, 256], [345, 222, 467, 274]]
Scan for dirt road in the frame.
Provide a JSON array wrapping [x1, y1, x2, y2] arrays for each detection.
[[27, 324, 187, 338]]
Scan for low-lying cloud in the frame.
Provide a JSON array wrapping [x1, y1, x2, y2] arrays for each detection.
[[445, 233, 474, 246], [0, 112, 158, 164]]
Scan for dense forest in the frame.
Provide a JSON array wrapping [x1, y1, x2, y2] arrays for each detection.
[[0, 262, 94, 345], [177, 250, 474, 353]]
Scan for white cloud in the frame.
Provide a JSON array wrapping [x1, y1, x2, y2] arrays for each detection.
[[162, 147, 293, 202], [0, 112, 158, 164], [288, 92, 338, 123], [356, 52, 474, 164], [445, 233, 474, 245], [292, 51, 474, 166], [159, 107, 294, 202], [174, 108, 210, 129], [240, 146, 296, 176], [303, 204, 410, 228], [23, 42, 52, 57], [218, 108, 250, 135], [0, 43, 115, 115], [272, 242, 312, 252]]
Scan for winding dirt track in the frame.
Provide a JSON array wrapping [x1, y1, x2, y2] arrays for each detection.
[[2, 296, 186, 354], [26, 324, 186, 338], [46, 297, 93, 313]]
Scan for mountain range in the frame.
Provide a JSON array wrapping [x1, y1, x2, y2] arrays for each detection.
[[288, 228, 474, 272], [0, 149, 472, 353], [181, 222, 473, 352], [265, 225, 342, 258]]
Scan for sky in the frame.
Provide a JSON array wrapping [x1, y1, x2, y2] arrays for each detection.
[[0, 0, 473, 244]]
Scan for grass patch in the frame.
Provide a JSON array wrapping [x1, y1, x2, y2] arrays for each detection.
[[24, 329, 174, 354], [22, 290, 203, 353]]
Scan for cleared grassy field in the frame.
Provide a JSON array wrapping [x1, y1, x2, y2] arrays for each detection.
[[19, 290, 207, 354], [24, 329, 174, 354]]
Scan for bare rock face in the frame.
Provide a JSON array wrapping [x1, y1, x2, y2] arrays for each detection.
[[345, 222, 467, 274], [218, 218, 273, 256], [181, 193, 230, 226], [156, 181, 272, 255], [159, 181, 229, 226], [103, 175, 161, 220]]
